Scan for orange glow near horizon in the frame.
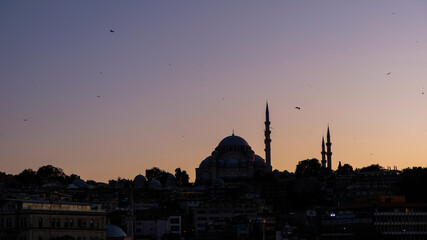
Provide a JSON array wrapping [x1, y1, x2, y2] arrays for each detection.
[[1, 1, 427, 182]]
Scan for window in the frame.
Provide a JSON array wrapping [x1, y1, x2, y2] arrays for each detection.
[[170, 218, 180, 224], [69, 219, 73, 228], [6, 218, 12, 228], [20, 218, 27, 227], [56, 218, 60, 228], [64, 219, 68, 228], [171, 226, 180, 231], [90, 219, 94, 228], [38, 218, 43, 228], [51, 218, 55, 227], [94, 219, 99, 228]]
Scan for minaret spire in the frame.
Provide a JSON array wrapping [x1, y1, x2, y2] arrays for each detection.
[[326, 125, 332, 170], [321, 136, 326, 168], [264, 102, 272, 172]]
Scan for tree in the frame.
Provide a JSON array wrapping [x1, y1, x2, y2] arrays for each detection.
[[36, 165, 67, 184], [295, 159, 322, 178], [336, 163, 354, 175], [146, 167, 168, 184], [16, 169, 38, 186], [86, 180, 97, 186], [400, 167, 427, 203], [359, 164, 384, 173], [175, 168, 190, 186]]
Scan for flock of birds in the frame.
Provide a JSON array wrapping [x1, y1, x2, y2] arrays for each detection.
[[8, 9, 425, 172], [19, 27, 425, 122]]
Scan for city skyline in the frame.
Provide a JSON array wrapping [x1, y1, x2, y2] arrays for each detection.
[[1, 1, 427, 182]]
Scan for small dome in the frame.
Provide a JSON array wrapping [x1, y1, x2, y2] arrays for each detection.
[[165, 173, 176, 186], [227, 159, 239, 168], [200, 156, 212, 168], [167, 173, 176, 180], [134, 174, 146, 189], [254, 155, 265, 167], [106, 224, 127, 237], [217, 159, 225, 167], [212, 178, 225, 186], [148, 179, 162, 189], [134, 174, 146, 182], [218, 135, 249, 147]]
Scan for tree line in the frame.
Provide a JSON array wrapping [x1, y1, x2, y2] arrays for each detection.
[[0, 165, 190, 187]]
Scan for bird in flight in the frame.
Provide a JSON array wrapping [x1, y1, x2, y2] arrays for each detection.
[[110, 29, 115, 33], [23, 119, 28, 121], [97, 95, 101, 98], [294, 107, 301, 110], [386, 72, 391, 75]]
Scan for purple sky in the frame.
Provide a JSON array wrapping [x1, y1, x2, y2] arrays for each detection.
[[1, 1, 427, 182]]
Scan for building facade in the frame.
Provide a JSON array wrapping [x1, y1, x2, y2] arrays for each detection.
[[0, 199, 106, 240]]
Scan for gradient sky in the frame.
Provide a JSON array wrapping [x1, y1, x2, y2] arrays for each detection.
[[1, 1, 427, 182]]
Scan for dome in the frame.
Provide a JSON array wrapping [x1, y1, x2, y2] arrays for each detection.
[[106, 224, 127, 237], [254, 155, 266, 167], [134, 174, 146, 182], [134, 174, 146, 189], [212, 178, 225, 186], [227, 158, 239, 168], [218, 135, 249, 147], [167, 173, 176, 180], [200, 156, 212, 168], [148, 179, 162, 189], [165, 173, 176, 186], [217, 159, 225, 167]]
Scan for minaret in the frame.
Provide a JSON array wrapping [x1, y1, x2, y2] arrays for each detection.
[[326, 126, 332, 170], [321, 136, 326, 168], [264, 102, 272, 172]]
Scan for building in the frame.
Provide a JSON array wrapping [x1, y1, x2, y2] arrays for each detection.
[[133, 216, 181, 240], [193, 199, 259, 238], [321, 196, 427, 240], [196, 103, 273, 184], [0, 198, 106, 240]]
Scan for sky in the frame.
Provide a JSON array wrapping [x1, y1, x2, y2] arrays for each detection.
[[1, 1, 427, 182]]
